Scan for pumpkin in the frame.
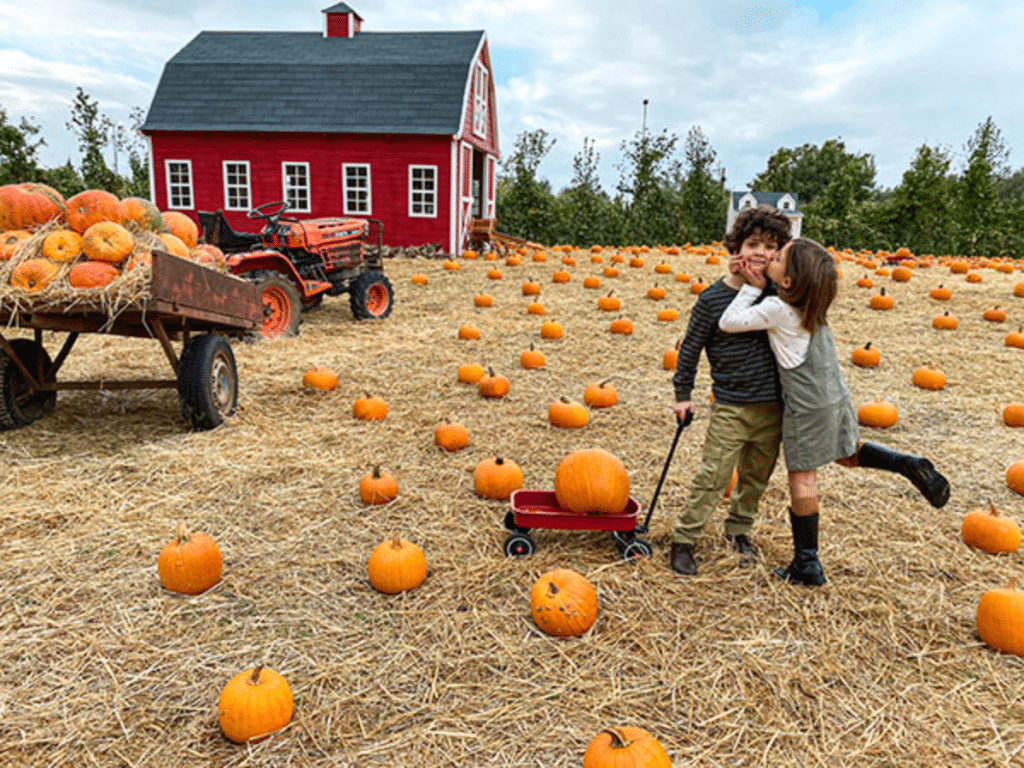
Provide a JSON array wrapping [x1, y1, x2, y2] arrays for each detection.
[[591, 254, 604, 264], [526, 301, 546, 315], [856, 274, 873, 288], [1008, 461, 1024, 496], [64, 189, 124, 233], [976, 579, 1024, 657], [663, 342, 679, 371], [851, 341, 880, 368], [1004, 403, 1024, 427], [690, 277, 708, 295], [552, 269, 571, 283], [548, 397, 588, 429], [158, 232, 191, 259], [434, 420, 469, 452], [521, 279, 540, 296], [675, 272, 691, 283], [82, 221, 134, 264], [582, 726, 672, 768], [654, 262, 673, 274], [161, 210, 199, 248], [485, 251, 498, 261], [359, 465, 399, 505], [443, 259, 460, 271], [1006, 327, 1024, 349], [1014, 281, 1024, 298], [603, 266, 619, 278], [630, 256, 645, 268], [646, 284, 667, 300], [462, 249, 478, 260], [932, 311, 958, 330], [121, 196, 164, 232], [983, 306, 1007, 323], [410, 273, 428, 285], [540, 320, 563, 339], [68, 260, 120, 288], [157, 521, 222, 595], [217, 665, 294, 743], [520, 343, 546, 369], [473, 293, 493, 307], [610, 316, 634, 335], [487, 267, 502, 279], [0, 229, 32, 260], [911, 366, 946, 391], [9, 258, 59, 292], [857, 399, 898, 429], [554, 448, 630, 514], [610, 253, 625, 264], [869, 288, 894, 310], [530, 568, 598, 638], [367, 533, 426, 593], [590, 245, 603, 253], [473, 456, 523, 500], [583, 380, 618, 408], [532, 251, 547, 262], [656, 307, 679, 322], [0, 183, 64, 230], [949, 259, 970, 274], [457, 324, 481, 340], [353, 394, 388, 420], [961, 499, 1021, 554], [891, 265, 913, 282], [457, 362, 486, 383], [478, 367, 510, 398], [929, 284, 951, 300], [302, 365, 338, 391], [583, 275, 601, 289], [41, 229, 83, 262], [597, 291, 620, 311], [191, 243, 226, 269]]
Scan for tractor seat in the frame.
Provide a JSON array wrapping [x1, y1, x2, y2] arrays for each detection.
[[197, 210, 264, 251]]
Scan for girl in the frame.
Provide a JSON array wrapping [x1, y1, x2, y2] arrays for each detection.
[[719, 237, 950, 586]]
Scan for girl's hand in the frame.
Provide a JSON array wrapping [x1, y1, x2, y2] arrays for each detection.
[[741, 262, 767, 290]]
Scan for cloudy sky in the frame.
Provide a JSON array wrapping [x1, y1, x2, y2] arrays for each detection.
[[1, 0, 1020, 195]]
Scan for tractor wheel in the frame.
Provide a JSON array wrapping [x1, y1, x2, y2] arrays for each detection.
[[255, 274, 302, 337], [0, 338, 56, 430], [177, 333, 238, 431], [349, 271, 394, 320]]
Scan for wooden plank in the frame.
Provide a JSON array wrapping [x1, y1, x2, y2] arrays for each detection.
[[149, 250, 263, 329]]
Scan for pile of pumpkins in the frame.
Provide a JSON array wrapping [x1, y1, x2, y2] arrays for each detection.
[[0, 182, 225, 296]]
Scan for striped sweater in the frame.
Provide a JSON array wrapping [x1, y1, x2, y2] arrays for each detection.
[[672, 278, 781, 405]]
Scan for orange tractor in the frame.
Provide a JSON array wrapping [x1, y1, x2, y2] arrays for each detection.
[[198, 201, 393, 337]]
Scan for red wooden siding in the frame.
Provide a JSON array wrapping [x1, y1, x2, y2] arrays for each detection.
[[458, 42, 500, 157], [325, 13, 360, 38], [148, 132, 452, 248]]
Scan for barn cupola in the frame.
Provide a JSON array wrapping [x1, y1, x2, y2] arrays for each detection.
[[322, 2, 362, 38]]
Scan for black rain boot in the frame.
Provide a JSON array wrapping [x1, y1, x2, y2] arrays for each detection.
[[775, 509, 827, 586], [856, 442, 950, 508]]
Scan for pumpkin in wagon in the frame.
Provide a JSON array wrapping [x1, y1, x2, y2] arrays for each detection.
[[217, 665, 294, 743], [64, 189, 124, 233], [0, 229, 32, 260], [68, 260, 120, 289], [0, 182, 64, 230], [530, 568, 597, 638], [157, 522, 222, 595], [41, 229, 83, 262], [367, 533, 426, 594], [9, 258, 59, 292], [161, 210, 199, 248], [554, 448, 630, 514]]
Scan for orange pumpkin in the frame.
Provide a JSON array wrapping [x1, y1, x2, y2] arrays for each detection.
[[1006, 327, 1024, 349], [961, 499, 1021, 554], [610, 316, 634, 335], [217, 666, 294, 744], [157, 521, 223, 595], [352, 394, 387, 421], [473, 456, 523, 500], [456, 362, 486, 383], [473, 293, 493, 308], [583, 726, 672, 768], [301, 365, 338, 391], [851, 342, 880, 368], [82, 221, 134, 264], [597, 291, 620, 311], [64, 189, 124, 233], [519, 343, 546, 369], [367, 533, 426, 593], [41, 229, 83, 262], [1008, 461, 1024, 496], [526, 301, 546, 315], [434, 420, 469, 452], [0, 229, 32, 260], [121, 197, 164, 232], [68, 260, 120, 288], [911, 366, 946, 390], [583, 275, 601, 289], [932, 311, 958, 330], [540, 320, 563, 339], [531, 568, 598, 638], [410, 273, 428, 285], [929, 284, 952, 301], [1004, 403, 1024, 427], [983, 306, 1007, 323], [583, 380, 617, 408], [0, 183, 64, 230], [548, 397, 588, 429], [9, 258, 59, 292], [857, 399, 898, 429], [161, 211, 199, 248], [158, 233, 190, 259], [457, 324, 481, 340], [869, 288, 894, 310], [359, 466, 398, 505], [478, 367, 510, 398], [656, 307, 679, 322], [976, 579, 1024, 657], [554, 448, 630, 514]]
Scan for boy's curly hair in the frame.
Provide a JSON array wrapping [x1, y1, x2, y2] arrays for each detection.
[[724, 205, 792, 254]]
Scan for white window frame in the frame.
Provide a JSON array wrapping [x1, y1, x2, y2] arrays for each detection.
[[165, 160, 193, 210], [472, 63, 489, 139], [342, 163, 372, 215], [409, 165, 438, 218], [282, 162, 311, 212], [222, 161, 251, 211]]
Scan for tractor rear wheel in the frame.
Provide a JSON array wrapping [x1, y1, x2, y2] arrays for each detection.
[[255, 274, 302, 337], [349, 271, 394, 320]]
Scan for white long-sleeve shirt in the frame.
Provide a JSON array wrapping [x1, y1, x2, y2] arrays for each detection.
[[719, 284, 809, 370]]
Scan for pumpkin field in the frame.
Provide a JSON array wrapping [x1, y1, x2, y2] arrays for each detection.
[[1, 242, 1023, 767]]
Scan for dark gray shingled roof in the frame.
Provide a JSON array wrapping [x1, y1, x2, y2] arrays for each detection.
[[141, 29, 484, 135], [322, 3, 361, 18]]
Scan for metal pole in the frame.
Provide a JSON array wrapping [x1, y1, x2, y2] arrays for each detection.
[[642, 99, 649, 141]]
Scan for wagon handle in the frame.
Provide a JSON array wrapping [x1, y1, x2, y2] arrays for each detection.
[[637, 410, 692, 534]]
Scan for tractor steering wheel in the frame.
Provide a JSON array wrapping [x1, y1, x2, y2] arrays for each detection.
[[247, 201, 291, 232]]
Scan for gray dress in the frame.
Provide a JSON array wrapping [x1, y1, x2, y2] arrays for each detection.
[[778, 325, 859, 472]]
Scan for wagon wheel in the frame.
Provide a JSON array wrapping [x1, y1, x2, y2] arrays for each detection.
[[0, 338, 57, 430], [620, 538, 652, 561], [255, 274, 302, 337], [504, 532, 535, 558], [349, 271, 394, 320], [177, 334, 238, 431]]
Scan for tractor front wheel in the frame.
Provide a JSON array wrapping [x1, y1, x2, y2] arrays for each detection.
[[349, 271, 394, 320], [255, 274, 302, 337]]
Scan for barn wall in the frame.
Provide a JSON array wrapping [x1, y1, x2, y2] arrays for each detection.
[[148, 131, 453, 248]]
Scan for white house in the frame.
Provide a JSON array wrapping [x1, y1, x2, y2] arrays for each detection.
[[727, 191, 802, 238]]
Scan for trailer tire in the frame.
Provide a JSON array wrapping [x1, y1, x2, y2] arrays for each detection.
[[349, 271, 394, 319], [0, 339, 56, 430], [254, 273, 302, 338], [178, 334, 238, 431]]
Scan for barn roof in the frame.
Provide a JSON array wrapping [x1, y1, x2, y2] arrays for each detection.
[[140, 29, 485, 135]]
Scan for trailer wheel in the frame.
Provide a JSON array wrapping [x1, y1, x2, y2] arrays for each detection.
[[178, 334, 238, 431], [0, 339, 56, 430], [349, 271, 394, 319], [255, 274, 302, 337]]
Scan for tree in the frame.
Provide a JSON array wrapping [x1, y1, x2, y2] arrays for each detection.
[[556, 137, 624, 246], [495, 129, 559, 244], [956, 116, 1008, 256], [886, 144, 956, 254], [616, 127, 680, 244], [0, 107, 44, 184], [678, 125, 727, 244]]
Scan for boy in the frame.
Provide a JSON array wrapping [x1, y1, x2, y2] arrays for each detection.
[[669, 205, 791, 575]]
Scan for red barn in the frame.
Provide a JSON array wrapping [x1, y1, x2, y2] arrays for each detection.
[[140, 3, 499, 253]]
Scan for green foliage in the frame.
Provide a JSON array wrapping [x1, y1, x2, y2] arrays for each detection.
[[0, 107, 44, 184], [677, 126, 728, 245], [616, 127, 680, 245], [495, 129, 560, 244]]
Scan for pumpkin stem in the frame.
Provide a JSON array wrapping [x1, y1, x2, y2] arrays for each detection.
[[987, 498, 998, 516], [601, 727, 634, 749], [391, 532, 403, 549], [560, 396, 571, 404], [248, 665, 264, 686], [373, 465, 382, 479], [175, 521, 189, 545], [494, 456, 505, 465], [546, 580, 560, 597]]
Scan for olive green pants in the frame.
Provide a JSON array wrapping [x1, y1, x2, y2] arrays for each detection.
[[672, 402, 782, 545]]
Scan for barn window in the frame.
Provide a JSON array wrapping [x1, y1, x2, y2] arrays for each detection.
[[282, 162, 310, 212], [409, 165, 437, 217], [223, 162, 250, 210], [165, 160, 193, 209], [473, 63, 489, 139], [343, 164, 371, 215]]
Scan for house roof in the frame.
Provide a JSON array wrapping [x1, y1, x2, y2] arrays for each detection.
[[140, 29, 485, 136], [731, 190, 801, 212], [322, 2, 362, 17]]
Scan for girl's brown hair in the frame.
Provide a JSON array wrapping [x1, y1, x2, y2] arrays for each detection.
[[778, 237, 837, 333]]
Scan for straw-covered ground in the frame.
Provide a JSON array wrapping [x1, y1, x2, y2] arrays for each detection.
[[1, 245, 1022, 767]]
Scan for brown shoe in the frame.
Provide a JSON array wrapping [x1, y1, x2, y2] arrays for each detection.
[[670, 542, 697, 575]]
